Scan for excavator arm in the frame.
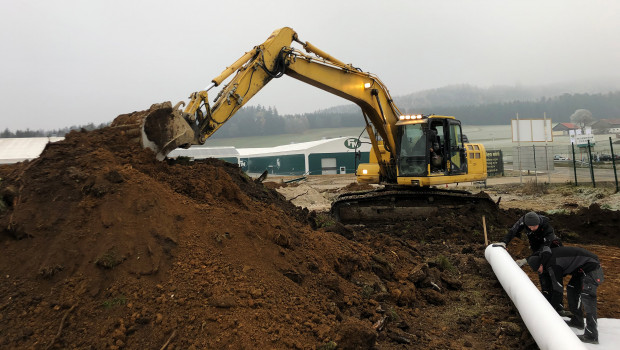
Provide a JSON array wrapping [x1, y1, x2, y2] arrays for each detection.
[[185, 27, 400, 144], [131, 27, 401, 182], [111, 26, 494, 224]]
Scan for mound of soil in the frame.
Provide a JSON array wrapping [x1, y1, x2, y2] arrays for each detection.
[[1, 105, 619, 349], [0, 107, 375, 349]]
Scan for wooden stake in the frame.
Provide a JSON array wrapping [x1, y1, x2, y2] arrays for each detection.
[[482, 215, 488, 246]]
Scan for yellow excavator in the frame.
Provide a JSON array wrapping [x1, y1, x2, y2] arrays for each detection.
[[114, 27, 494, 223]]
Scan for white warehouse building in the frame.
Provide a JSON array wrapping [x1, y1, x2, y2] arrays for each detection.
[[1, 136, 372, 177]]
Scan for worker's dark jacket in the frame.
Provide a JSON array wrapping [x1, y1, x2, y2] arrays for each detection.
[[502, 214, 560, 252], [539, 246, 603, 311], [540, 246, 600, 278]]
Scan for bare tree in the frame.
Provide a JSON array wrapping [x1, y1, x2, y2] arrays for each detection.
[[569, 109, 594, 132]]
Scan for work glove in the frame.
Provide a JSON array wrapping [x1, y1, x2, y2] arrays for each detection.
[[491, 242, 506, 249], [515, 258, 527, 267]]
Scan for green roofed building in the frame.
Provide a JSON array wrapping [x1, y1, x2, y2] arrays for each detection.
[[168, 137, 371, 176]]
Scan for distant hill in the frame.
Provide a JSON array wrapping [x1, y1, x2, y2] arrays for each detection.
[[314, 80, 620, 125], [320, 79, 620, 111], [396, 79, 620, 110], [5, 80, 620, 137]]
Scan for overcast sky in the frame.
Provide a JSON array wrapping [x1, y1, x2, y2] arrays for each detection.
[[1, 0, 619, 131]]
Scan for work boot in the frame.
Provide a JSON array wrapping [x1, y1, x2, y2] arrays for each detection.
[[577, 334, 598, 344], [565, 319, 584, 330], [556, 305, 572, 318]]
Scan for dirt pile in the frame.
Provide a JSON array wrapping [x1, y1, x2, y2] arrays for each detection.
[[1, 105, 619, 349], [0, 106, 380, 349]]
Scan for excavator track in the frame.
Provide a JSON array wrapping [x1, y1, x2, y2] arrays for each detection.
[[331, 186, 497, 224]]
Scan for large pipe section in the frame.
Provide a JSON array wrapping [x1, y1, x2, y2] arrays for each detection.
[[485, 245, 587, 350]]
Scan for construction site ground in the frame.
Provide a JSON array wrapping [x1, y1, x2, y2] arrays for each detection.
[[1, 107, 619, 349]]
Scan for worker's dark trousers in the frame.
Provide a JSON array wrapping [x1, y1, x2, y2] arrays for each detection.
[[539, 271, 554, 304], [567, 266, 604, 340]]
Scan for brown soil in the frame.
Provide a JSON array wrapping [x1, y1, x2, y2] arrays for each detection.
[[1, 105, 619, 349]]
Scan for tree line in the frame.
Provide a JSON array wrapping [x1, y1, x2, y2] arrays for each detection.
[[424, 91, 620, 125], [208, 91, 620, 137], [1, 122, 109, 138], [208, 106, 363, 138], [2, 90, 619, 138]]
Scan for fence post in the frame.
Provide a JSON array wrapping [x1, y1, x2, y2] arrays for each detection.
[[517, 113, 522, 184], [546, 144, 551, 184], [533, 145, 538, 184], [587, 140, 595, 188], [543, 113, 551, 184], [611, 137, 619, 193], [571, 143, 578, 186], [501, 150, 505, 176]]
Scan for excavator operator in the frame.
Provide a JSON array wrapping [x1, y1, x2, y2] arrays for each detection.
[[429, 126, 443, 172]]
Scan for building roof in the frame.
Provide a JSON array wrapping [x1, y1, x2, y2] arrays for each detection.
[[0, 136, 371, 164], [0, 137, 64, 164], [168, 137, 372, 159], [167, 146, 239, 159], [237, 137, 371, 156], [606, 119, 620, 125], [592, 119, 620, 127], [552, 122, 578, 131]]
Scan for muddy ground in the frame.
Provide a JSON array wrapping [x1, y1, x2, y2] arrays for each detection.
[[1, 105, 619, 349]]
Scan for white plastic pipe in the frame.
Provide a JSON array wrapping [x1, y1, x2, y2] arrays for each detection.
[[485, 244, 587, 350]]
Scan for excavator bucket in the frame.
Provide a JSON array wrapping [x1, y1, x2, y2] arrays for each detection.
[[111, 102, 196, 160]]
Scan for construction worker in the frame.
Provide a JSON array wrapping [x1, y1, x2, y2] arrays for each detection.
[[498, 211, 562, 307], [527, 246, 604, 344]]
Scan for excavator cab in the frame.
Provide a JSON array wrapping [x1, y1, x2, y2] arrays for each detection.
[[394, 115, 471, 185]]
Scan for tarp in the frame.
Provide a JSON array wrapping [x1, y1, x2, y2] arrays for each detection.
[[0, 137, 64, 164]]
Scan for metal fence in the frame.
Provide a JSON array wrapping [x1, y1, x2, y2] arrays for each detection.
[[508, 145, 555, 184], [564, 137, 619, 190], [489, 137, 619, 191]]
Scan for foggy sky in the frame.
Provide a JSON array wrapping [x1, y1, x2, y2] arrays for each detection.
[[1, 0, 619, 131]]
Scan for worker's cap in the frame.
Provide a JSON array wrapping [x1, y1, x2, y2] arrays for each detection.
[[524, 211, 540, 226], [527, 255, 541, 271]]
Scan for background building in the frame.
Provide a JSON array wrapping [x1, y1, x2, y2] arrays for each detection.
[[0, 137, 64, 164], [169, 136, 372, 176], [590, 119, 620, 134], [552, 122, 579, 136]]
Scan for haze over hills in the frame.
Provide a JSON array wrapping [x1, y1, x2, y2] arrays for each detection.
[[2, 79, 619, 137], [313, 78, 620, 126], [322, 77, 620, 113]]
